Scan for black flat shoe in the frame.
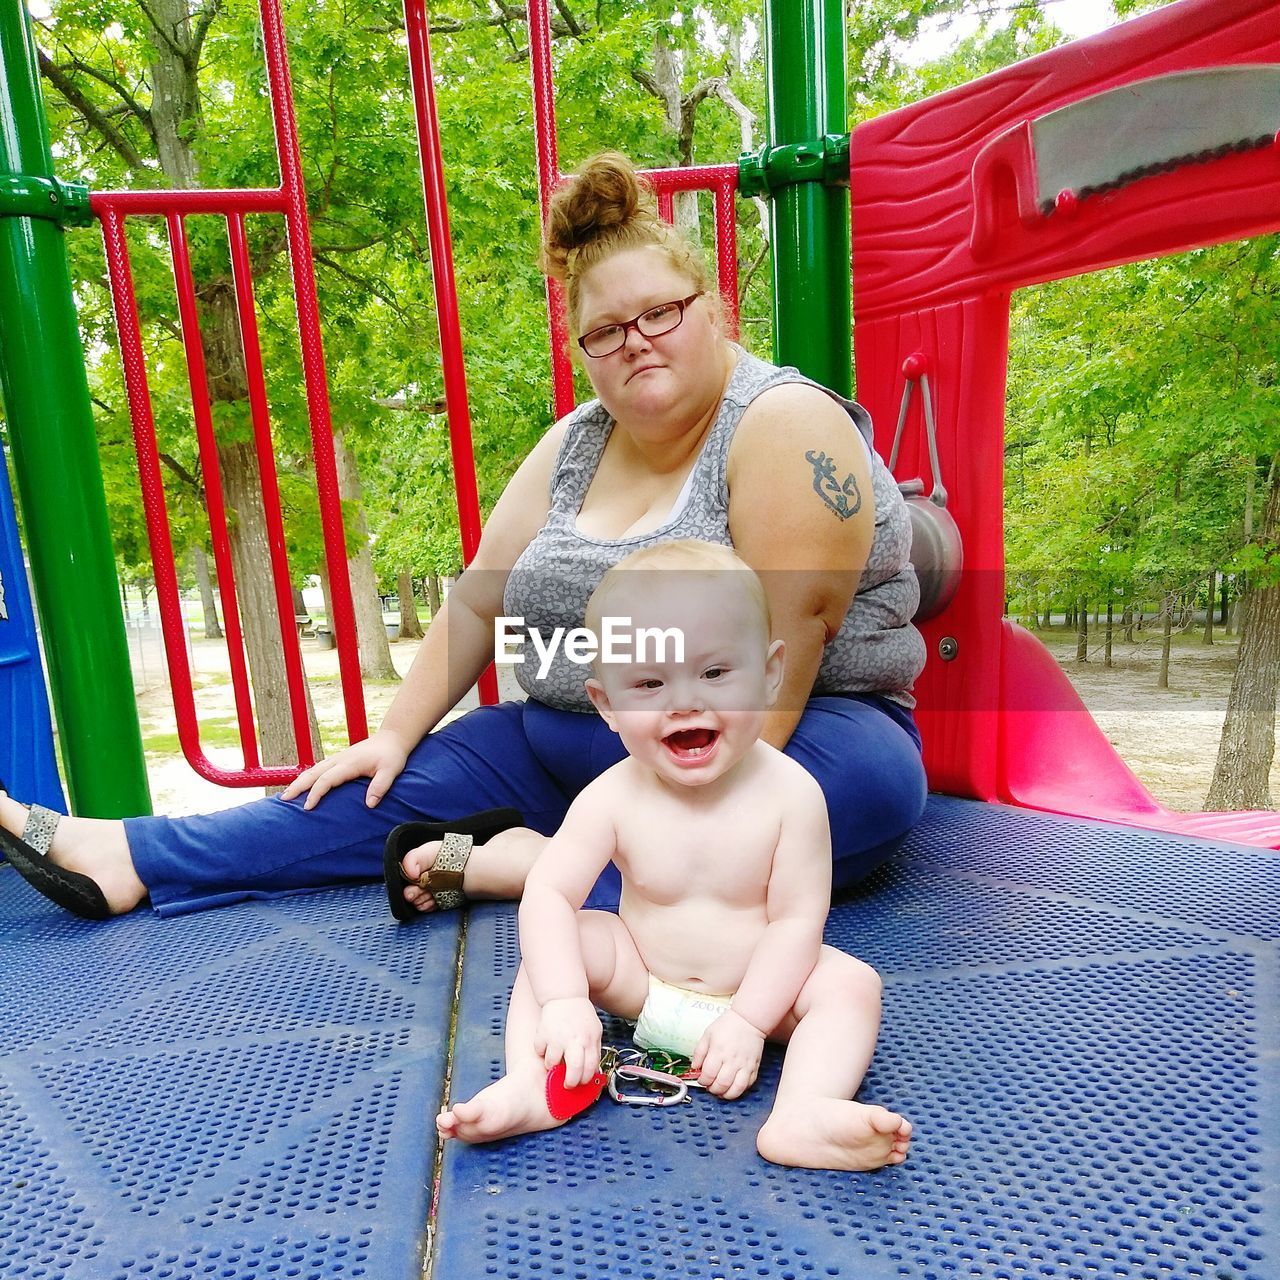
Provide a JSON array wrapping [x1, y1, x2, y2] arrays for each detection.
[[0, 797, 111, 920], [383, 808, 523, 923]]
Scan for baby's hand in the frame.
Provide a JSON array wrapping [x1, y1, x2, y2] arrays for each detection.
[[691, 1009, 765, 1099], [534, 997, 602, 1088]]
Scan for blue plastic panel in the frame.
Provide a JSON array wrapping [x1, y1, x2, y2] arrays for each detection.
[[0, 441, 65, 813], [0, 878, 457, 1279], [436, 797, 1279, 1280]]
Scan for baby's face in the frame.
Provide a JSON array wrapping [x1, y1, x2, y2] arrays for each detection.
[[586, 575, 783, 789]]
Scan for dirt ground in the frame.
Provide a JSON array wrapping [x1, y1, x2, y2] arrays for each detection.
[[1034, 626, 1279, 811], [131, 622, 1277, 816]]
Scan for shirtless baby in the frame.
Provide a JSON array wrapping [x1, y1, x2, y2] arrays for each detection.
[[436, 540, 912, 1171]]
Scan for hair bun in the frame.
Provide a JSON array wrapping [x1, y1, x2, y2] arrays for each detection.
[[541, 152, 658, 281]]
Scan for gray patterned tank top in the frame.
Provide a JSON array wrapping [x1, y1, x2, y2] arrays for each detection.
[[503, 347, 925, 711]]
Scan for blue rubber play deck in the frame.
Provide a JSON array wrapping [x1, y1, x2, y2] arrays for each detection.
[[3, 796, 1277, 1279], [0, 880, 460, 1279], [437, 796, 1279, 1280]]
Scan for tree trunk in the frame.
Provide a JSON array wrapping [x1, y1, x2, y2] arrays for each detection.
[[334, 436, 399, 680], [397, 569, 423, 638], [426, 573, 442, 620], [317, 561, 335, 635], [1075, 597, 1088, 662], [650, 37, 700, 236], [1219, 574, 1230, 625], [191, 544, 223, 638], [1202, 569, 1215, 644], [219, 441, 322, 763], [1206, 458, 1280, 810], [1157, 592, 1174, 689], [1104, 598, 1113, 668], [1123, 599, 1134, 643]]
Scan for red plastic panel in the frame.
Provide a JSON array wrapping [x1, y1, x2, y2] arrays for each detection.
[[853, 0, 1280, 318]]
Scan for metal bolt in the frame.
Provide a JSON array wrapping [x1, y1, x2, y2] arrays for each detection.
[[939, 636, 959, 661]]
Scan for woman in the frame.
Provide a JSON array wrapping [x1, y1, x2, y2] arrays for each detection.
[[0, 152, 926, 922]]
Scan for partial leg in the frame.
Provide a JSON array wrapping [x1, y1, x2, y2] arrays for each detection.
[[399, 826, 546, 913], [437, 911, 648, 1143], [127, 702, 588, 917], [755, 946, 911, 1171]]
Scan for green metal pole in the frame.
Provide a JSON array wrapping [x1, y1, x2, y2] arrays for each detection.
[[0, 0, 150, 815], [762, 0, 851, 396]]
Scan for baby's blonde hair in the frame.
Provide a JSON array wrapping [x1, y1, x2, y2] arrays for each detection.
[[585, 540, 771, 647], [540, 152, 716, 339]]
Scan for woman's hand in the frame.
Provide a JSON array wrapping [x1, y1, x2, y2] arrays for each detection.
[[534, 996, 602, 1088], [280, 728, 411, 811], [692, 1008, 765, 1099]]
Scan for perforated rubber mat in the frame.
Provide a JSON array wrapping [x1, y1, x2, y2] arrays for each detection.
[[0, 877, 458, 1280], [437, 796, 1279, 1280]]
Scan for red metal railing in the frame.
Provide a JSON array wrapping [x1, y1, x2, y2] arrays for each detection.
[[94, 0, 744, 785], [525, 0, 741, 421], [93, 0, 367, 786], [402, 0, 498, 706]]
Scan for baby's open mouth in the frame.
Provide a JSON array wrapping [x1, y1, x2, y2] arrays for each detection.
[[663, 727, 719, 759]]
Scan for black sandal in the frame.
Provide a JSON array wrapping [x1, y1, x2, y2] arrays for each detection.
[[382, 808, 523, 923], [0, 787, 111, 920]]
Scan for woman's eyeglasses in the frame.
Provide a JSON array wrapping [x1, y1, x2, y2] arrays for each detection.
[[577, 293, 703, 359]]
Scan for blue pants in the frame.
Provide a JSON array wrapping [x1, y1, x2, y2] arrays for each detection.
[[126, 695, 926, 917]]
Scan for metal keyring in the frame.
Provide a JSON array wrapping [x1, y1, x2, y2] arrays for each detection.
[[607, 1064, 690, 1107]]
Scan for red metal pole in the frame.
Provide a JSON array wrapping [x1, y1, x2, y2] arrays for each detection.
[[526, 0, 575, 419], [643, 165, 741, 338], [226, 212, 318, 766], [92, 188, 288, 216], [402, 0, 498, 705], [258, 0, 368, 743], [714, 183, 740, 340], [165, 211, 263, 769]]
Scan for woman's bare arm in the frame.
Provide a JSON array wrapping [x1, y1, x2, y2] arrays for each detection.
[[283, 419, 569, 808], [727, 383, 876, 748]]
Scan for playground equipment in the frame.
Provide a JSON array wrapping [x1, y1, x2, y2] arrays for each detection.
[[1, 3, 1278, 1278], [0, 436, 62, 811], [4, 0, 1276, 848]]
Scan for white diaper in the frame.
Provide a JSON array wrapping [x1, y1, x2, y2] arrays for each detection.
[[632, 975, 734, 1058]]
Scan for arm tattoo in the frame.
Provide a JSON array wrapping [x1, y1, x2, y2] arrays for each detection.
[[805, 450, 863, 521]]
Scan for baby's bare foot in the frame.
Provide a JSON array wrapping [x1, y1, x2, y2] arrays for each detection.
[[436, 1066, 564, 1144], [0, 791, 146, 915], [756, 1099, 912, 1172], [401, 828, 542, 913]]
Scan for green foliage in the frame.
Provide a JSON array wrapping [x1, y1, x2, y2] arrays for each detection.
[[1006, 239, 1280, 617]]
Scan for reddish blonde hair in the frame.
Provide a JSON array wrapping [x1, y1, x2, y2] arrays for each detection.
[[540, 152, 715, 338]]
